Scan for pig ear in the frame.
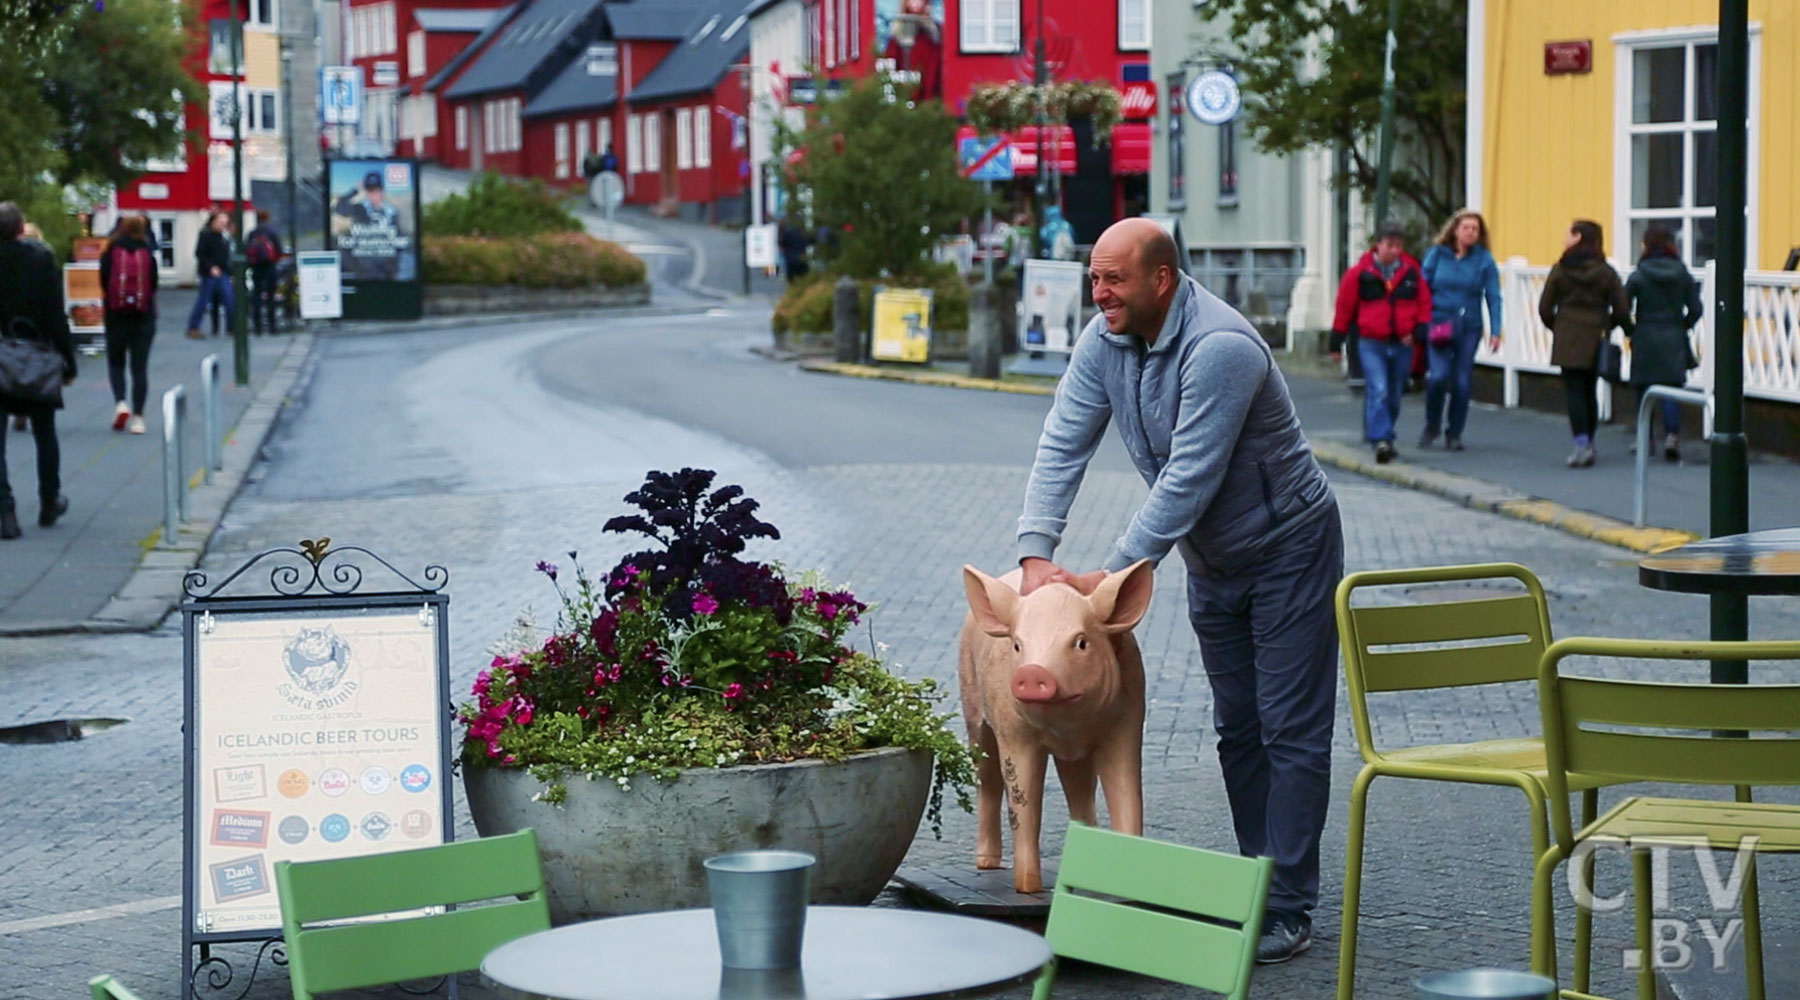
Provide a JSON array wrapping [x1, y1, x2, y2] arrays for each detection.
[[961, 565, 1017, 637], [1090, 559, 1154, 633]]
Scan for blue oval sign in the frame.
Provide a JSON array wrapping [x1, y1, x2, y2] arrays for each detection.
[[1186, 70, 1241, 126]]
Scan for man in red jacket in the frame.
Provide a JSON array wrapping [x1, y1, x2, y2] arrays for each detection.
[[1331, 222, 1431, 463]]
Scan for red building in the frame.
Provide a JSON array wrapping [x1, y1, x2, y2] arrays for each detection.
[[620, 0, 753, 219], [344, 0, 512, 153], [400, 5, 511, 161]]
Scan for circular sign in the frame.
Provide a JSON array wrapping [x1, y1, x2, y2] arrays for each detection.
[[360, 765, 392, 796], [278, 816, 311, 845], [318, 768, 351, 797], [1186, 70, 1241, 126], [277, 769, 310, 798], [320, 814, 351, 843], [399, 764, 432, 793], [590, 170, 625, 210]]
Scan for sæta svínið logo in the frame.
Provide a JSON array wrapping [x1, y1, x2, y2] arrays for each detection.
[[277, 626, 360, 710]]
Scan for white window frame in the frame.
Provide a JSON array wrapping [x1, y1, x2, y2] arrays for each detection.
[[627, 114, 643, 173], [246, 88, 280, 134], [455, 105, 468, 150], [417, 95, 437, 138], [643, 112, 661, 172], [555, 123, 571, 177], [822, 0, 833, 68], [960, 0, 1019, 54], [599, 117, 613, 161], [837, 0, 850, 66], [384, 3, 398, 55], [576, 120, 590, 164], [694, 107, 711, 168], [850, 0, 860, 60], [483, 100, 496, 153], [149, 214, 177, 271], [1611, 25, 1761, 268], [247, 0, 277, 30], [408, 29, 425, 78], [509, 97, 522, 152], [676, 108, 693, 169], [1117, 0, 1149, 52]]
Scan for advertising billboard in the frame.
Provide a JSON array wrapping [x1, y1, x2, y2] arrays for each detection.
[[325, 159, 422, 319]]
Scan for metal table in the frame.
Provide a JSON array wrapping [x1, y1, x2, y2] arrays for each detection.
[[481, 906, 1053, 1000], [1638, 528, 1800, 596]]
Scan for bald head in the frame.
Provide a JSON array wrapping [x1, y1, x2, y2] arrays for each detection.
[[1089, 218, 1181, 340]]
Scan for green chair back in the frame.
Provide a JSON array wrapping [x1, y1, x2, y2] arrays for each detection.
[[1539, 638, 1800, 843], [87, 976, 143, 1000], [275, 828, 551, 1000], [1337, 563, 1553, 759], [1040, 822, 1272, 1000]]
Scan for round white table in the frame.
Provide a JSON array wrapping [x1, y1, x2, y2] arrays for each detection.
[[481, 906, 1052, 1000]]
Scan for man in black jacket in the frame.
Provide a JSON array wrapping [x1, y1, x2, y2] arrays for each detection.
[[0, 201, 77, 537], [186, 210, 235, 338]]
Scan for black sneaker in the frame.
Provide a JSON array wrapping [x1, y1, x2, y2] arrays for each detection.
[[1447, 436, 1465, 452], [1257, 912, 1313, 964], [39, 493, 68, 528], [1417, 430, 1438, 449]]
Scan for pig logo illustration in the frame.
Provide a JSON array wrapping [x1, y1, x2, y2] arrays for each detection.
[[277, 626, 362, 710]]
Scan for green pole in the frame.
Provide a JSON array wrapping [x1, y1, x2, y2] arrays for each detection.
[[1710, 0, 1749, 681], [1371, 0, 1400, 227], [230, 2, 250, 385]]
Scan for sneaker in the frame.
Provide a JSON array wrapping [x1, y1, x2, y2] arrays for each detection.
[[1, 501, 19, 540], [1257, 912, 1313, 965], [1663, 434, 1680, 463], [186, 327, 204, 340], [1374, 441, 1395, 464], [1566, 447, 1584, 467], [1577, 444, 1597, 468], [128, 415, 146, 435], [1418, 430, 1438, 449], [1447, 436, 1465, 452], [112, 401, 131, 431], [39, 494, 68, 528]]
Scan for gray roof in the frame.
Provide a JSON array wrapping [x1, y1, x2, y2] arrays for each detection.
[[443, 0, 608, 100], [522, 47, 619, 117], [604, 1, 707, 41], [628, 0, 753, 105], [425, 2, 522, 92], [413, 7, 504, 32]]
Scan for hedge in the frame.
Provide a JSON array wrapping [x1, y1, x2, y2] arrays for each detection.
[[771, 261, 971, 335], [422, 233, 646, 289], [422, 172, 583, 238]]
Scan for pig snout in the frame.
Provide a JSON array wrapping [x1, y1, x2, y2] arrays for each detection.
[[1011, 664, 1061, 703]]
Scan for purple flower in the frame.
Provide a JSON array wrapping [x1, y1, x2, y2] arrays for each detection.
[[536, 560, 558, 581], [693, 593, 720, 616]]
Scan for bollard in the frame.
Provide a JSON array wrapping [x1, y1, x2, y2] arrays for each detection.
[[832, 276, 861, 363], [162, 384, 187, 543], [967, 282, 1001, 380], [200, 354, 222, 484], [1633, 384, 1714, 526]]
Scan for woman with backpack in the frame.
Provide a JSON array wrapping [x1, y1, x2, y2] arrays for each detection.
[[100, 214, 159, 434], [1625, 226, 1704, 462], [1537, 219, 1630, 468]]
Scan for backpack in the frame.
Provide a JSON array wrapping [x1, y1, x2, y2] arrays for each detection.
[[246, 230, 278, 266], [107, 245, 155, 315]]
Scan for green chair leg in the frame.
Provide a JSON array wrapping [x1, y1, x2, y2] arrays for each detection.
[[1531, 845, 1565, 984], [1633, 848, 1655, 1000], [1030, 955, 1058, 1000], [1742, 854, 1764, 1000], [1574, 788, 1599, 995], [1337, 767, 1376, 1000]]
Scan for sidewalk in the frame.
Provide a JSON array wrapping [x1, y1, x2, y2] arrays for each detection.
[[0, 288, 309, 634]]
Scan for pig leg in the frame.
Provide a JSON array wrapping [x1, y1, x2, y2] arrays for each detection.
[[973, 720, 1004, 870], [1093, 729, 1145, 836], [999, 742, 1050, 893], [1052, 754, 1098, 827]]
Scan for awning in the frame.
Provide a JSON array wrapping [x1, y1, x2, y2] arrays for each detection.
[[1110, 122, 1151, 175], [954, 125, 1077, 177]]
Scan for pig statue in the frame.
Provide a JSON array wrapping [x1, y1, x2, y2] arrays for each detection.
[[958, 560, 1152, 893]]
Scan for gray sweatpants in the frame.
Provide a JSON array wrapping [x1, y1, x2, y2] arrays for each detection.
[[1186, 500, 1343, 919]]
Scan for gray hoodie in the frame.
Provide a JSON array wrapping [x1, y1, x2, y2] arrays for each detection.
[[1019, 275, 1335, 578]]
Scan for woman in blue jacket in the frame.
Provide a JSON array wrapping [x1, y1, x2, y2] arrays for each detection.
[[1419, 210, 1504, 450]]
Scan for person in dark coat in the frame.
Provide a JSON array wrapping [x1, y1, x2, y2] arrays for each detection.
[[245, 209, 285, 336], [0, 201, 77, 538], [1625, 226, 1703, 462], [187, 210, 235, 338], [777, 216, 813, 281], [99, 214, 160, 434], [1538, 219, 1630, 468]]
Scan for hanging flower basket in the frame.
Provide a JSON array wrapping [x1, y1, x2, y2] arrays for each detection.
[[964, 80, 1124, 144]]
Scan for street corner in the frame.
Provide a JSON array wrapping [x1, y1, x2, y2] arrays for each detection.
[[797, 360, 1056, 397]]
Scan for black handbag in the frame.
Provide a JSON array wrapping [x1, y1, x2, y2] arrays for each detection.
[[1596, 339, 1624, 384], [0, 318, 65, 406]]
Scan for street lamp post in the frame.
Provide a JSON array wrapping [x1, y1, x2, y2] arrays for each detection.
[[283, 39, 297, 254], [229, 1, 251, 385], [1032, 0, 1045, 260], [1710, 0, 1750, 678]]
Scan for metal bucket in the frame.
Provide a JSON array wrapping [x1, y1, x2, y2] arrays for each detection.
[[1416, 968, 1556, 999], [704, 850, 815, 970]]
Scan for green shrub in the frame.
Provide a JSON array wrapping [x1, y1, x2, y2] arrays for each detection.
[[421, 233, 645, 289], [422, 172, 583, 238]]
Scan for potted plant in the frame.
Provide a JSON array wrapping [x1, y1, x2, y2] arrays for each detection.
[[459, 468, 975, 921]]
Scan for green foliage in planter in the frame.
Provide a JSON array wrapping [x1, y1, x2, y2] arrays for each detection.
[[423, 233, 646, 288], [771, 261, 970, 336], [964, 80, 1124, 144], [423, 171, 583, 238], [770, 271, 834, 335]]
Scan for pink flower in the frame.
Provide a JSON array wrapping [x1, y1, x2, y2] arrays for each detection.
[[693, 593, 720, 616], [723, 682, 744, 700]]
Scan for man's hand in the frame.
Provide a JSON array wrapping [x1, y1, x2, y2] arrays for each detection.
[[1020, 558, 1106, 596]]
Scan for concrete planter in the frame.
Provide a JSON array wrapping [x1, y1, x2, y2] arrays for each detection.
[[423, 282, 650, 316], [463, 746, 933, 922]]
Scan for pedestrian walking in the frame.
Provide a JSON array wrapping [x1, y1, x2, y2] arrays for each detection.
[[245, 210, 285, 335], [99, 214, 159, 435], [0, 201, 77, 538], [1624, 225, 1703, 462], [600, 145, 620, 174], [186, 210, 235, 339], [1538, 219, 1629, 468], [1018, 218, 1342, 965], [1331, 221, 1432, 463], [777, 215, 813, 282], [1419, 209, 1503, 451], [10, 221, 53, 435]]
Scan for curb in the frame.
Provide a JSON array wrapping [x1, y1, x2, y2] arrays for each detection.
[[794, 356, 1697, 555], [0, 333, 318, 637], [310, 300, 711, 338]]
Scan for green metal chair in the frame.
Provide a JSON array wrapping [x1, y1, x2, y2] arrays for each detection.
[[86, 976, 143, 1000], [275, 828, 551, 1000], [1031, 821, 1272, 1000], [1531, 637, 1800, 1000], [1336, 563, 1611, 1000]]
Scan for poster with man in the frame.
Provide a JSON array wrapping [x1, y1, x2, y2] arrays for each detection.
[[328, 160, 416, 283], [875, 0, 943, 101]]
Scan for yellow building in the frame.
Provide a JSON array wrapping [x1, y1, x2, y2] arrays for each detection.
[[1472, 0, 1798, 270]]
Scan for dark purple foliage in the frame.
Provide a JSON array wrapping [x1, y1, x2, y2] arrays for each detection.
[[602, 469, 786, 619]]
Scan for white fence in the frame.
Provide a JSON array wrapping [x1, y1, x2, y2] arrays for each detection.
[[1480, 257, 1800, 424]]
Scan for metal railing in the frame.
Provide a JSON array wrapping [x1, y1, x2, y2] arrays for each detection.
[[200, 354, 222, 484], [161, 384, 187, 542], [1634, 385, 1714, 528]]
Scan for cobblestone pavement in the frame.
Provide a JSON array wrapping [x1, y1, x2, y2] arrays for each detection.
[[3, 309, 1796, 999]]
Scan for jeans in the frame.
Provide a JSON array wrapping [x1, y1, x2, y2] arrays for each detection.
[[186, 273, 234, 335], [1633, 384, 1682, 436], [1563, 369, 1600, 439], [1423, 319, 1482, 439], [1188, 502, 1343, 918], [0, 406, 60, 506], [250, 263, 279, 333], [105, 312, 155, 415], [1357, 337, 1410, 443]]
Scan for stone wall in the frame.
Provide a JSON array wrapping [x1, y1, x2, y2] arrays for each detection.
[[423, 283, 651, 316]]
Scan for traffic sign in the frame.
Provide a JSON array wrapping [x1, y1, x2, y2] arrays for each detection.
[[959, 136, 1014, 181], [590, 170, 625, 210], [321, 66, 362, 126]]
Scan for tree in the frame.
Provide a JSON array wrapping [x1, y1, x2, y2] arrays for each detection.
[[1204, 0, 1466, 227], [776, 74, 983, 279]]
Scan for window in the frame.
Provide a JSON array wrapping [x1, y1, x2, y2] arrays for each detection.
[[408, 30, 425, 77], [850, 0, 859, 60], [643, 113, 661, 171], [822, 0, 833, 67], [149, 215, 176, 270], [455, 105, 467, 150], [411, 95, 436, 138], [1118, 0, 1149, 51], [507, 97, 522, 152], [555, 123, 571, 177], [694, 107, 711, 168], [384, 3, 398, 54], [253, 90, 279, 134], [576, 120, 590, 164], [599, 117, 613, 160], [247, 0, 276, 29], [837, 0, 849, 66], [1165, 72, 1185, 210], [804, 3, 819, 68], [1217, 119, 1238, 207], [483, 101, 496, 152], [960, 0, 1018, 53], [676, 108, 693, 168], [627, 114, 643, 172]]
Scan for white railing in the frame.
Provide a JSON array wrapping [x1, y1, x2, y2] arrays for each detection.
[[1483, 257, 1800, 412]]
